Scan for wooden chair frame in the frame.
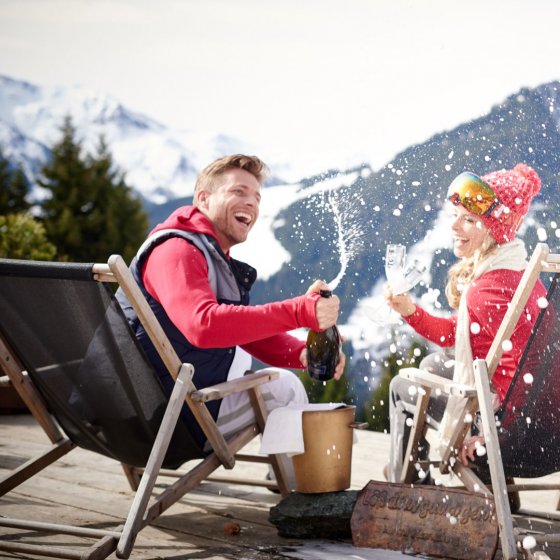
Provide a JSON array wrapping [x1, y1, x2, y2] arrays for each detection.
[[0, 254, 290, 559], [396, 243, 560, 559]]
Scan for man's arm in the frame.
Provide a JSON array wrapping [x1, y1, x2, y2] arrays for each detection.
[[142, 238, 324, 348], [242, 333, 306, 369]]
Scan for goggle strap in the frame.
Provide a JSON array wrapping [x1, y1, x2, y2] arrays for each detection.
[[485, 199, 501, 218]]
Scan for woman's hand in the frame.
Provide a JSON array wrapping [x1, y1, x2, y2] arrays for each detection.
[[460, 435, 486, 465], [384, 284, 416, 317]]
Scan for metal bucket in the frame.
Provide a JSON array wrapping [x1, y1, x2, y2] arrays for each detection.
[[292, 405, 356, 493]]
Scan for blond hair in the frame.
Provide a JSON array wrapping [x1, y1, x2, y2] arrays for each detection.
[[194, 154, 269, 205], [445, 234, 498, 309]]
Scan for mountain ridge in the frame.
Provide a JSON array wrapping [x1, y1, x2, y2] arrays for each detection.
[[0, 74, 254, 203]]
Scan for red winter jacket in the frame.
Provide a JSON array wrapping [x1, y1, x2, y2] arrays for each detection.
[[404, 269, 547, 403], [141, 205, 321, 369]]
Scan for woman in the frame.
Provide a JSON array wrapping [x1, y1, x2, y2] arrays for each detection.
[[385, 163, 546, 484]]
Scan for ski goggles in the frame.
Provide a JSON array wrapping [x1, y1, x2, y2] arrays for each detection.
[[447, 172, 501, 217]]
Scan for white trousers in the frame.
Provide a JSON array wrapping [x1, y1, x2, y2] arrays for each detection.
[[208, 348, 309, 490], [215, 367, 309, 440], [388, 350, 454, 483]]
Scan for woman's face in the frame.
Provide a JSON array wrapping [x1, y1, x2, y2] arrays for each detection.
[[450, 204, 490, 258]]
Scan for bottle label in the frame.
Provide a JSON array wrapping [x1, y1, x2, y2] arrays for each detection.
[[307, 361, 332, 381]]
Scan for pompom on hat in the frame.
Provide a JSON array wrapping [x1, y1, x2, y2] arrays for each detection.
[[479, 163, 541, 244]]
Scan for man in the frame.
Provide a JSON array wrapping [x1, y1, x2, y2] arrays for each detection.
[[117, 154, 345, 465]]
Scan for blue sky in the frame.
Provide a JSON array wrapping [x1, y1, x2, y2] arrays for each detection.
[[1, 0, 559, 177]]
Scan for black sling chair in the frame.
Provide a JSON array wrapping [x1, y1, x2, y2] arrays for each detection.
[[0, 254, 290, 559], [395, 243, 560, 560]]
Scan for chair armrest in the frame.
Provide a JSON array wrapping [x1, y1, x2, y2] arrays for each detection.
[[190, 370, 279, 403], [399, 367, 477, 398]]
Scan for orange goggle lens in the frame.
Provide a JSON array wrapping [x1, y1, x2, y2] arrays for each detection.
[[447, 172, 500, 217]]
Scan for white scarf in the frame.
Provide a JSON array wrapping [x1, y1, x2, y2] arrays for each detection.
[[437, 239, 528, 458]]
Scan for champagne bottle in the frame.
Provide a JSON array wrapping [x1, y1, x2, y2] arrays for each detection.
[[306, 290, 341, 381]]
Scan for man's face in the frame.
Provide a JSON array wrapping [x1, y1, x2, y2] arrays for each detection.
[[197, 168, 261, 252]]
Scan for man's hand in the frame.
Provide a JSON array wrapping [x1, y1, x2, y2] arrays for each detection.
[[303, 279, 344, 379], [306, 279, 330, 295], [299, 347, 346, 381], [306, 280, 340, 329], [333, 349, 346, 380]]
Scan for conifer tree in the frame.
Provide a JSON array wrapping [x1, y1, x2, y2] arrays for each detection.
[[0, 149, 30, 214], [39, 117, 91, 259], [364, 338, 427, 433], [40, 116, 148, 262], [365, 351, 399, 434], [86, 136, 148, 263]]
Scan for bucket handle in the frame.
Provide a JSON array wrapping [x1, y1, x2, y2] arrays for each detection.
[[349, 422, 369, 430]]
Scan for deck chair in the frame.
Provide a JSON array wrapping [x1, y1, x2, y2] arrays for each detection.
[[0, 254, 291, 560], [395, 243, 560, 560]]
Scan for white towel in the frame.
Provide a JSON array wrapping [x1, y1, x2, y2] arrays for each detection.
[[259, 403, 347, 456]]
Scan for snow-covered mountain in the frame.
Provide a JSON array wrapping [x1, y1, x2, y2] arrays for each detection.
[[0, 75, 256, 203]]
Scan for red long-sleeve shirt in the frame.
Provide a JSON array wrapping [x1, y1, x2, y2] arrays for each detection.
[[141, 206, 320, 369], [404, 269, 547, 403]]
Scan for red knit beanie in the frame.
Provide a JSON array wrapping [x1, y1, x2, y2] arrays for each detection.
[[479, 163, 541, 244]]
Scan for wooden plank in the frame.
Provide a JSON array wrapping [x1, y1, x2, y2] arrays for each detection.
[[0, 496, 241, 560], [473, 358, 518, 560], [485, 242, 548, 377], [118, 361, 193, 558], [191, 370, 279, 402], [0, 438, 74, 495], [0, 468, 282, 557], [246, 380, 291, 496], [351, 481, 498, 560], [399, 367, 477, 397], [0, 334, 63, 443], [400, 386, 431, 483], [3, 414, 560, 559]]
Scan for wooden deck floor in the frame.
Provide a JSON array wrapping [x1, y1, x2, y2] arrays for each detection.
[[1, 414, 559, 560]]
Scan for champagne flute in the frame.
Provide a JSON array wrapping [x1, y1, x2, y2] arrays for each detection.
[[390, 257, 427, 295], [400, 259, 427, 293], [365, 244, 406, 325], [384, 244, 406, 286], [365, 245, 426, 324]]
